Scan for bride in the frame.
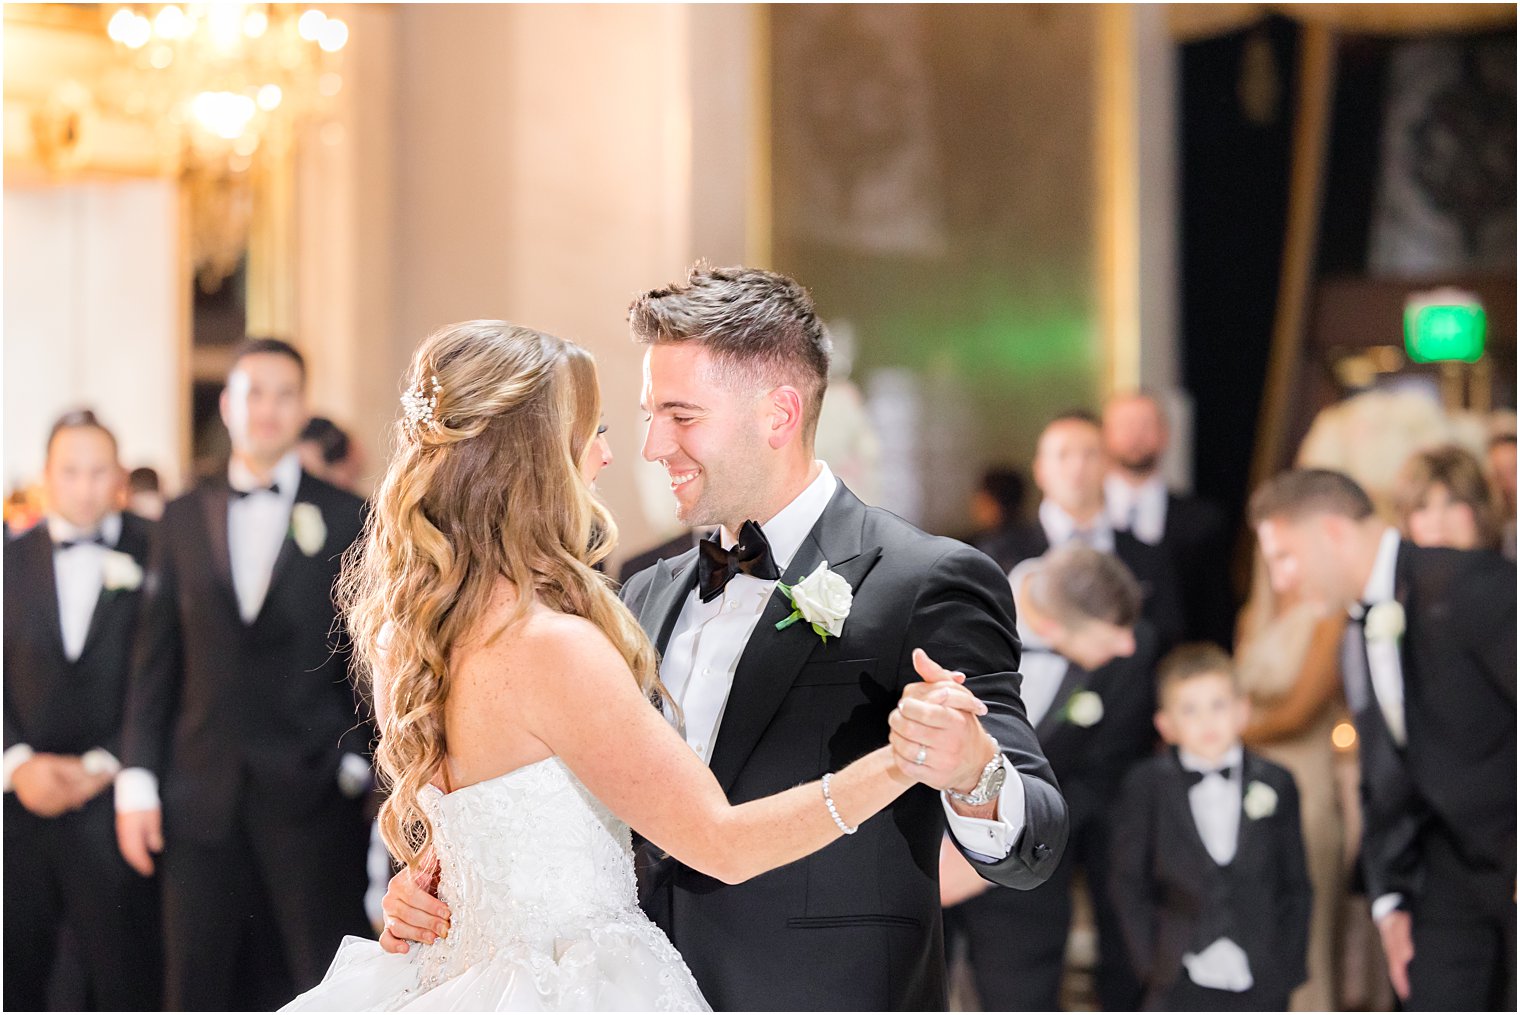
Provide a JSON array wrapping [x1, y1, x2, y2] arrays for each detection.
[[283, 322, 981, 1011]]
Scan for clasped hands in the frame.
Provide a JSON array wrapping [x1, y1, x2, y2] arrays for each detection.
[[11, 752, 114, 819]]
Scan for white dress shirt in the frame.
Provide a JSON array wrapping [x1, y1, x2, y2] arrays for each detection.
[[228, 451, 302, 623], [117, 451, 368, 813], [659, 462, 1024, 861], [4, 514, 125, 792], [1104, 473, 1168, 547], [1178, 745, 1253, 992], [1350, 527, 1408, 924], [1007, 560, 1069, 729], [1038, 499, 1115, 553]]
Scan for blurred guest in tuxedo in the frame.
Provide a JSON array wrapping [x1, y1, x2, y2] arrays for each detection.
[[1002, 411, 1185, 650], [298, 416, 365, 493], [966, 465, 1028, 575], [1235, 558, 1348, 1011], [1252, 469, 1516, 1010], [126, 467, 165, 522], [1393, 445, 1502, 552], [116, 339, 373, 1009], [1111, 644, 1311, 1010], [942, 544, 1155, 1010], [1103, 391, 1235, 648], [5, 410, 162, 1010]]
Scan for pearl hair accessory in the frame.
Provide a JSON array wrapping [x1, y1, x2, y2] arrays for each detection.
[[401, 374, 442, 435]]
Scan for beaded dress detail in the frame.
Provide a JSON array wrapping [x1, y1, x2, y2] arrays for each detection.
[[283, 758, 710, 1011]]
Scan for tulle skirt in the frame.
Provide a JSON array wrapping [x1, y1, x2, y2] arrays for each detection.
[[282, 924, 711, 1012]]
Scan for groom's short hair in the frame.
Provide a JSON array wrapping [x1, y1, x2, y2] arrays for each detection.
[[628, 263, 832, 442], [1248, 468, 1375, 526]]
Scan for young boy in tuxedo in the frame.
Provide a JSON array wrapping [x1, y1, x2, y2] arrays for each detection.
[[1110, 644, 1310, 1011], [4, 410, 162, 1010]]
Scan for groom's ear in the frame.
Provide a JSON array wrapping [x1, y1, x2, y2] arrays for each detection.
[[765, 385, 805, 450]]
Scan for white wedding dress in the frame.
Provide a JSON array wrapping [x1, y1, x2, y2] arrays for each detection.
[[283, 757, 711, 1011]]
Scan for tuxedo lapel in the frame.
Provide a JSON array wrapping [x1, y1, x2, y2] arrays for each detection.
[[201, 478, 239, 616], [77, 517, 146, 661], [256, 472, 311, 624], [639, 551, 701, 656], [1234, 753, 1263, 867], [708, 485, 882, 793], [1162, 751, 1219, 870], [24, 527, 69, 662], [1033, 659, 1086, 741]]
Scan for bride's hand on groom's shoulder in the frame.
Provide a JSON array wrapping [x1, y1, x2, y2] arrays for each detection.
[[887, 649, 998, 793], [377, 849, 452, 954]]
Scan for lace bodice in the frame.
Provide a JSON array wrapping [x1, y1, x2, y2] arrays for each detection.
[[413, 758, 652, 990], [285, 756, 708, 1011]]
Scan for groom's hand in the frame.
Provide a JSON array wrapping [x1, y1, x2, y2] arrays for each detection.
[[888, 649, 998, 804], [377, 851, 452, 954]]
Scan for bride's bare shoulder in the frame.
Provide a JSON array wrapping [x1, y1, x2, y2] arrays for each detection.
[[459, 594, 628, 697]]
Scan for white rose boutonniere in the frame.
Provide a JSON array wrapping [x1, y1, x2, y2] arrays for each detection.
[[100, 550, 144, 592], [1064, 690, 1104, 728], [775, 560, 853, 644], [1244, 780, 1278, 820], [290, 503, 327, 557], [1364, 601, 1405, 644]]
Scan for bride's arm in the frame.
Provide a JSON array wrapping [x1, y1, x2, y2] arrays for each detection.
[[512, 613, 939, 885]]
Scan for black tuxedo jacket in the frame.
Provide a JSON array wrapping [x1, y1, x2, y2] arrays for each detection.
[[1160, 493, 1236, 649], [621, 483, 1067, 1011], [1109, 749, 1310, 1004], [1034, 621, 1160, 819], [4, 514, 155, 759], [616, 530, 703, 585], [120, 472, 370, 842], [1346, 542, 1516, 914], [1002, 522, 1186, 652]]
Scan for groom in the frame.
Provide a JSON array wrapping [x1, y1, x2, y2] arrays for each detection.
[[382, 265, 1067, 1009]]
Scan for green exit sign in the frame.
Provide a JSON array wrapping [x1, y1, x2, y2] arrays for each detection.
[[1404, 300, 1486, 364]]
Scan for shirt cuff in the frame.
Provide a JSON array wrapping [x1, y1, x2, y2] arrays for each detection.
[[114, 767, 161, 812], [3, 744, 34, 792], [940, 757, 1025, 862], [1371, 892, 1405, 923], [338, 753, 373, 799], [82, 747, 121, 777]]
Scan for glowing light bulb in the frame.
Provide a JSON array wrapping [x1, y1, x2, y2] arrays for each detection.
[[243, 9, 268, 38], [317, 17, 348, 52], [297, 9, 326, 41], [256, 84, 283, 111], [1331, 722, 1357, 751], [191, 91, 257, 140], [154, 5, 187, 39]]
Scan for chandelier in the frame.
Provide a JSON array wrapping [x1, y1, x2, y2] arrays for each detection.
[[97, 4, 349, 290]]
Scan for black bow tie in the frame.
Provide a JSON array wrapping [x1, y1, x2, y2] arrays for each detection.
[[1184, 763, 1236, 787], [54, 532, 106, 552], [696, 521, 780, 603], [231, 481, 281, 500]]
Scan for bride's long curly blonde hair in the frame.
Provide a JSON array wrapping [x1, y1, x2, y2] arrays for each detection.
[[340, 321, 664, 872]]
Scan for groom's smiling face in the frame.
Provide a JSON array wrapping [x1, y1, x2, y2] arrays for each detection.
[[641, 343, 770, 530]]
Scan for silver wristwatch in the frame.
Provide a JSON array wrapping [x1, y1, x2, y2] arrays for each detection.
[[946, 737, 1006, 806]]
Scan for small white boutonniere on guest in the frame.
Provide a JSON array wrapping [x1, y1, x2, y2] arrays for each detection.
[[290, 502, 327, 557], [776, 561, 853, 645], [100, 549, 143, 593], [1364, 601, 1405, 644], [1064, 690, 1104, 728], [1244, 780, 1278, 820]]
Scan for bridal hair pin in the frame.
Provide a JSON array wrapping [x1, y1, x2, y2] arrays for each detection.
[[401, 374, 443, 434]]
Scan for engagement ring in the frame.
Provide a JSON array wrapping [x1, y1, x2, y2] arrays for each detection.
[[914, 746, 928, 766]]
